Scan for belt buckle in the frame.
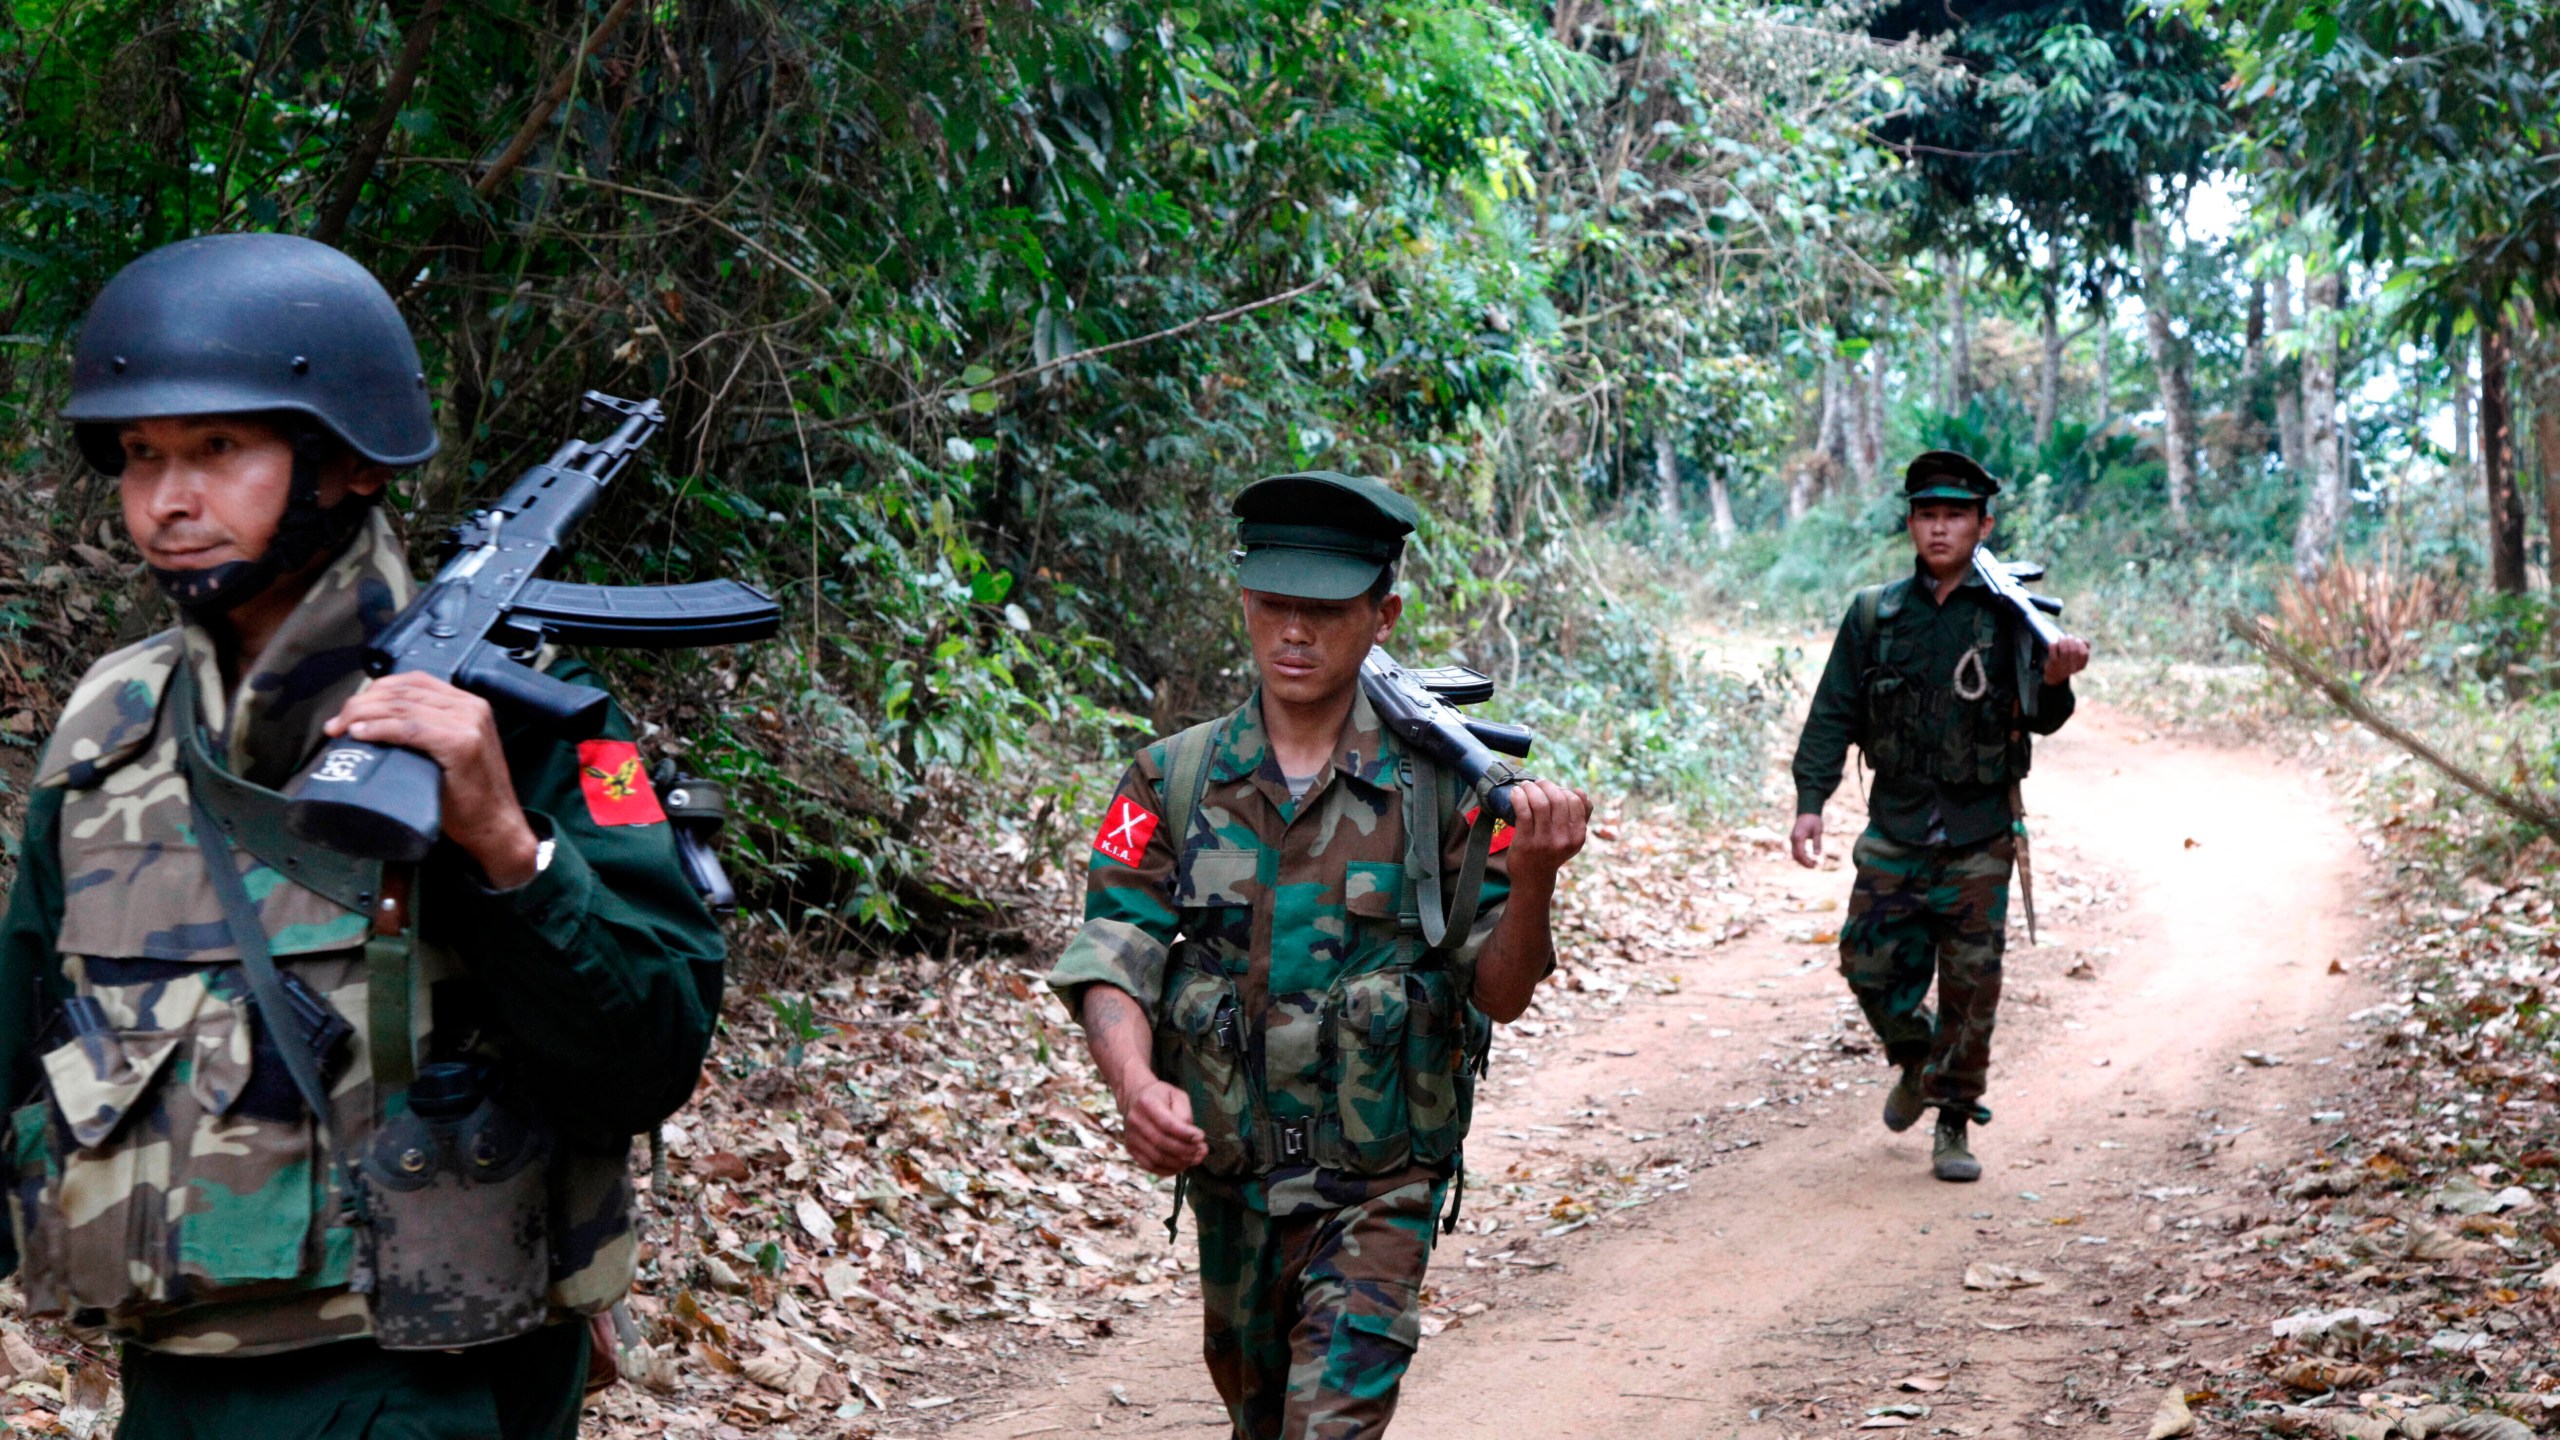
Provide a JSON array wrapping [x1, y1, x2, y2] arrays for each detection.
[[1274, 1120, 1311, 1164]]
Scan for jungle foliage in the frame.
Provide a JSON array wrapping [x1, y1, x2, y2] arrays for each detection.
[[0, 1, 1935, 949]]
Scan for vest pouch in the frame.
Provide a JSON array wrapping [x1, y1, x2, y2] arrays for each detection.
[[18, 997, 333, 1322], [1152, 964, 1253, 1176], [546, 1144, 640, 1315], [1401, 969, 1475, 1163], [353, 1062, 553, 1350], [7, 1099, 74, 1319], [1860, 671, 1914, 774], [1330, 970, 1413, 1174]]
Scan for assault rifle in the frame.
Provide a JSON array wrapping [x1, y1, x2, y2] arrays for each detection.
[[285, 392, 780, 862], [1359, 650, 1536, 820], [1970, 544, 2067, 718]]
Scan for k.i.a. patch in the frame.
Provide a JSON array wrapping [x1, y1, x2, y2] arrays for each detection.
[[1092, 795, 1159, 867], [577, 739, 667, 826], [1463, 806, 1515, 855]]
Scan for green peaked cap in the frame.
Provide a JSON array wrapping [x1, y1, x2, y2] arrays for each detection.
[[1903, 448, 2000, 503], [1229, 470, 1420, 600]]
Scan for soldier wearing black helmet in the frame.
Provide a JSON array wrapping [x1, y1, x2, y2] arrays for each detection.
[[1786, 451, 2091, 1183], [0, 234, 721, 1437]]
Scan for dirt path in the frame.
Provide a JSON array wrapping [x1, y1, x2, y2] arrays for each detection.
[[938, 704, 2375, 1439]]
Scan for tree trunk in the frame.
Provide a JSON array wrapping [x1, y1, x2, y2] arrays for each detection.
[[2293, 268, 2344, 580], [1860, 344, 1886, 485], [1817, 353, 1852, 497], [2093, 301, 2112, 435], [1707, 467, 1737, 549], [2239, 278, 2266, 392], [2237, 277, 2267, 458], [2535, 325, 2560, 582], [313, 0, 449, 246], [2271, 269, 2305, 472], [2134, 216, 2195, 525], [1787, 457, 1818, 521], [2484, 319, 2528, 594], [2035, 284, 2062, 450], [1945, 264, 1972, 413], [1653, 428, 1682, 534], [2453, 338, 2476, 469]]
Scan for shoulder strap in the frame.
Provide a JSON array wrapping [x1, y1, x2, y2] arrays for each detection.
[[1405, 751, 1444, 948], [171, 667, 342, 1137], [1857, 583, 1889, 670], [1160, 718, 1223, 863], [175, 682, 384, 917]]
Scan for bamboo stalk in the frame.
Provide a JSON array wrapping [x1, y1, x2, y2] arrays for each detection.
[[2224, 610, 2560, 841]]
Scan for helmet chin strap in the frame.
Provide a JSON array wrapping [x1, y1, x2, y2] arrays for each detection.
[[149, 434, 378, 618]]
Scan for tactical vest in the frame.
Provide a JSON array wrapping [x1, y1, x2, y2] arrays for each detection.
[[1147, 722, 1496, 1182], [1854, 578, 2032, 788], [7, 618, 635, 1356]]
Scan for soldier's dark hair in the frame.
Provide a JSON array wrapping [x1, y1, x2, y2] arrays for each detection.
[[1366, 559, 1399, 606]]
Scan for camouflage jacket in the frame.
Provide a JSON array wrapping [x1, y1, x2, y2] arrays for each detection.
[[0, 513, 723, 1356], [1791, 560, 2077, 847], [1047, 687, 1509, 1219]]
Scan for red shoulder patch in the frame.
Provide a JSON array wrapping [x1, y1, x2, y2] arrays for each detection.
[[576, 740, 666, 826], [1093, 795, 1160, 867], [1464, 806, 1515, 855]]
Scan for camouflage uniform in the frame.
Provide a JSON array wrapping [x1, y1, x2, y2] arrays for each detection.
[[0, 512, 723, 1434], [1791, 557, 2075, 1111], [1048, 690, 1509, 1440]]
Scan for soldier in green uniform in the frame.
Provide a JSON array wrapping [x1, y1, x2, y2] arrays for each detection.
[[1788, 451, 2090, 1183], [1046, 472, 1590, 1440], [0, 235, 723, 1436]]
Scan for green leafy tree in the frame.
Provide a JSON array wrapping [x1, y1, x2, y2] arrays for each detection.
[[2231, 0, 2560, 591]]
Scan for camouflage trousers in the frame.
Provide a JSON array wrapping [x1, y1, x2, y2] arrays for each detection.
[[1191, 1176, 1444, 1440], [1837, 828, 2013, 1107]]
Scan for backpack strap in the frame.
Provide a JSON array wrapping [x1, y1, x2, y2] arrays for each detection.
[[1159, 718, 1224, 867], [1858, 581, 1893, 672]]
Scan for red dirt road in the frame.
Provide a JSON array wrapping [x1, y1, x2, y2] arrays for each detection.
[[940, 704, 2374, 1438]]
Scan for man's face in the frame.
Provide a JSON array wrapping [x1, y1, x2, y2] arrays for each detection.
[[117, 415, 377, 578], [1240, 588, 1402, 709], [1906, 499, 1991, 576]]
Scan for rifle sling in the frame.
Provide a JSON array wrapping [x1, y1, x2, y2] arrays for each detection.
[[171, 672, 385, 918], [172, 667, 414, 1108]]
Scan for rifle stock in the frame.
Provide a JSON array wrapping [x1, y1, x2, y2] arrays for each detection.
[[1359, 650, 1533, 820]]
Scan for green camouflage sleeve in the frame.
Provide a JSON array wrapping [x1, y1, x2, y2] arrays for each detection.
[[1046, 745, 1180, 1023], [1791, 597, 1868, 816], [424, 658, 722, 1145], [0, 787, 68, 1278]]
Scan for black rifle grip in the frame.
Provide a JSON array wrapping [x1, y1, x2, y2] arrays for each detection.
[[1484, 780, 1517, 824], [456, 650, 610, 736], [284, 740, 444, 863]]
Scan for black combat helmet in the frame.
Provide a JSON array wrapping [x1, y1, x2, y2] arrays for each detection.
[[63, 233, 437, 473], [62, 234, 438, 613]]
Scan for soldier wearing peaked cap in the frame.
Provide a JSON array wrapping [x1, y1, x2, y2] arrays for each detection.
[[1787, 450, 2092, 1183], [0, 234, 723, 1437], [1047, 471, 1591, 1439]]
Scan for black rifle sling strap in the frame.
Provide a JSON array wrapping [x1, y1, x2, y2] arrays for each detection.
[[172, 665, 378, 1131]]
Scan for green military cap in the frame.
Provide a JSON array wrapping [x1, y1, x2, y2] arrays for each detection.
[[1230, 470, 1420, 600], [1904, 449, 2000, 504]]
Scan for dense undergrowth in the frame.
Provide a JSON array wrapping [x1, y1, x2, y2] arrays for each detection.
[[0, 0, 1918, 965]]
